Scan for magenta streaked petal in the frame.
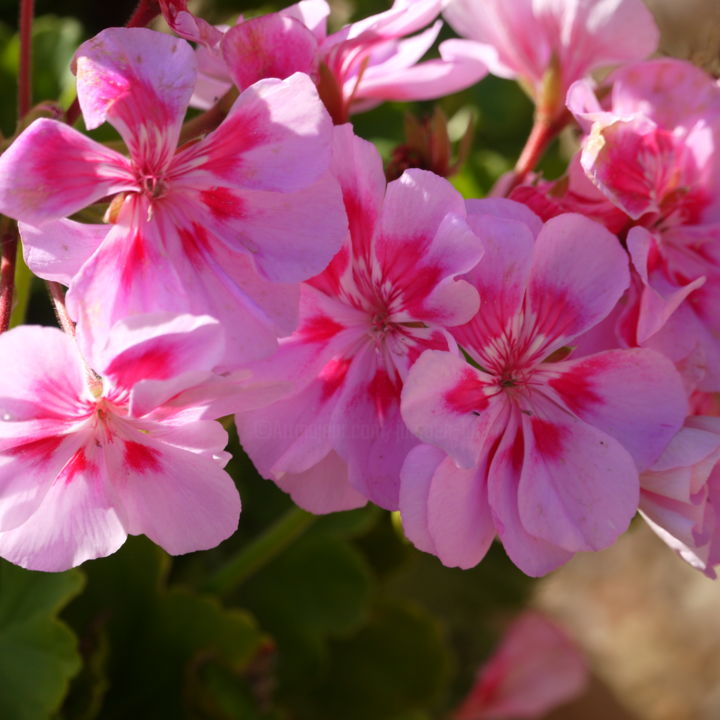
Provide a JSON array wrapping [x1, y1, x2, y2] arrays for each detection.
[[201, 173, 347, 284], [0, 441, 125, 571], [526, 213, 629, 350], [109, 430, 239, 555], [176, 73, 333, 194], [543, 348, 687, 470], [401, 350, 503, 469], [487, 415, 574, 577], [517, 397, 639, 552], [92, 313, 224, 393], [74, 28, 195, 168], [0, 119, 133, 225]]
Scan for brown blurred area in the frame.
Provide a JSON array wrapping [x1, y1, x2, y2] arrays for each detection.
[[533, 524, 720, 720], [644, 0, 720, 75]]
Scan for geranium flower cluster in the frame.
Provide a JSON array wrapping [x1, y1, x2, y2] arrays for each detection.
[[0, 0, 719, 579]]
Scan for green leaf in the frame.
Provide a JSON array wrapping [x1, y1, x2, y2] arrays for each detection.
[[0, 561, 84, 720], [63, 537, 263, 720], [241, 534, 373, 700], [305, 601, 451, 720]]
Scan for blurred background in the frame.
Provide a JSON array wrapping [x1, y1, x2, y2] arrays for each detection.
[[0, 1, 718, 719]]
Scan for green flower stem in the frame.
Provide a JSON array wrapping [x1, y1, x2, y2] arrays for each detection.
[[9, 245, 31, 328], [203, 507, 316, 598]]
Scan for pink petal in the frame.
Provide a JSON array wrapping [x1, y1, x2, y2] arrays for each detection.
[[0, 119, 133, 225], [543, 348, 687, 470], [610, 58, 720, 130], [401, 350, 504, 469], [338, 0, 442, 42], [356, 45, 487, 102], [20, 219, 108, 286], [275, 450, 367, 514], [627, 226, 706, 344], [486, 415, 574, 577], [93, 313, 224, 385], [452, 212, 535, 351], [74, 28, 195, 165], [517, 395, 639, 552], [109, 429, 239, 555], [330, 124, 386, 261], [455, 611, 588, 720], [426, 453, 495, 568], [280, 0, 330, 39], [222, 15, 319, 91], [399, 444, 443, 555], [526, 213, 629, 348], [200, 173, 347, 284], [0, 442, 126, 571], [175, 73, 333, 194]]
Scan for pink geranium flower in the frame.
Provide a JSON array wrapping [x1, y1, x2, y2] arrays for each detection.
[[567, 59, 720, 390], [400, 202, 687, 576], [162, 0, 486, 123], [0, 27, 346, 367], [235, 125, 484, 512], [453, 611, 588, 720], [640, 416, 720, 578], [444, 0, 658, 120], [0, 315, 242, 571]]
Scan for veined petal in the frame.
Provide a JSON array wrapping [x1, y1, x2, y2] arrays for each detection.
[[452, 211, 535, 353], [74, 28, 195, 169], [0, 119, 133, 225]]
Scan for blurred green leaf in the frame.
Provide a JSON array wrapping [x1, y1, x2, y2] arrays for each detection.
[[0, 561, 84, 720], [305, 601, 451, 720], [64, 537, 263, 719], [241, 533, 373, 700]]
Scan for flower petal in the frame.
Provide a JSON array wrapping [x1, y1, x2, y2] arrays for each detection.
[[74, 28, 195, 166], [0, 119, 133, 225], [20, 219, 108, 286], [109, 430, 239, 555], [543, 348, 687, 470], [222, 15, 319, 91], [0, 442, 126, 571]]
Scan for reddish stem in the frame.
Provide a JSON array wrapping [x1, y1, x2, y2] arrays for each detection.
[[18, 0, 34, 119], [47, 281, 75, 337], [126, 0, 162, 29], [490, 113, 568, 198], [0, 224, 18, 333]]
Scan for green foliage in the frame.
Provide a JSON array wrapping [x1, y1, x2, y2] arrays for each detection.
[[0, 561, 84, 720]]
